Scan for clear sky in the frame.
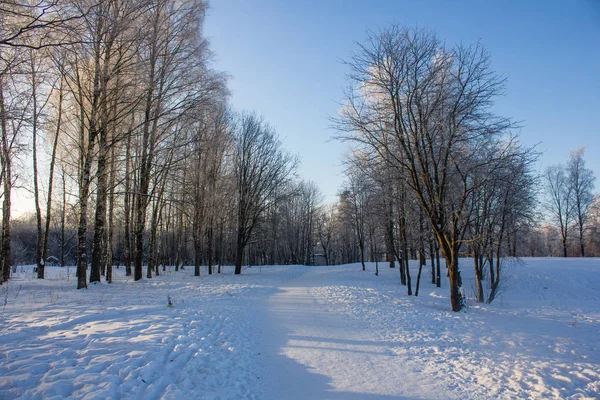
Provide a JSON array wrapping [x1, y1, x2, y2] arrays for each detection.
[[203, 0, 600, 202]]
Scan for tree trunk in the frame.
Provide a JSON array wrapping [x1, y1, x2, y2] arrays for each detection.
[[438, 236, 463, 311], [435, 243, 441, 288], [395, 247, 406, 286], [405, 251, 412, 296], [147, 203, 157, 279], [81, 5, 113, 287], [0, 169, 10, 284], [31, 57, 44, 279], [124, 130, 132, 276], [579, 220, 585, 257], [147, 228, 155, 279], [418, 210, 427, 280], [0, 81, 12, 284], [429, 238, 435, 284], [194, 236, 201, 277], [235, 227, 245, 275], [217, 220, 223, 274], [385, 194, 395, 268], [414, 263, 423, 296], [76, 121, 96, 289], [133, 134, 153, 282], [106, 145, 116, 284], [207, 222, 213, 275], [90, 129, 108, 284], [372, 231, 379, 276], [488, 237, 503, 304], [473, 254, 484, 303], [60, 168, 66, 268], [133, 223, 144, 281], [192, 196, 202, 277], [147, 193, 165, 279], [448, 254, 462, 311], [400, 210, 411, 295], [175, 206, 183, 272], [41, 77, 64, 279], [358, 234, 366, 271]]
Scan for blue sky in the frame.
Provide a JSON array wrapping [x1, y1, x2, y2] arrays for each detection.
[[204, 0, 600, 202]]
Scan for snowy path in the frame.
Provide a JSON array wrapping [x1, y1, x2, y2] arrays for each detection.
[[259, 268, 456, 400]]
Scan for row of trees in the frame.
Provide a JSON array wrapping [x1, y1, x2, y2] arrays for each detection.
[[11, 178, 323, 268], [326, 148, 599, 302], [0, 0, 306, 289], [544, 147, 596, 257]]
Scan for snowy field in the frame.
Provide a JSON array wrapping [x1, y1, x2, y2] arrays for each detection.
[[0, 258, 599, 399]]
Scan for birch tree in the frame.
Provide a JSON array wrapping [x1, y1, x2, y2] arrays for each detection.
[[131, 0, 224, 281], [0, 48, 29, 284]]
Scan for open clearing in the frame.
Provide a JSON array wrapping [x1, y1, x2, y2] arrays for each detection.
[[1, 258, 599, 399]]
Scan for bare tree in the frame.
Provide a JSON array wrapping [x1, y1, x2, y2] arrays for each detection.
[[0, 48, 29, 284], [29, 49, 47, 278], [567, 147, 595, 257], [337, 26, 515, 311], [315, 203, 336, 266], [469, 140, 538, 303], [1, 0, 81, 283], [341, 165, 370, 271], [40, 70, 65, 278], [232, 113, 297, 275], [27, 48, 62, 279], [0, 70, 13, 284], [545, 165, 573, 257]]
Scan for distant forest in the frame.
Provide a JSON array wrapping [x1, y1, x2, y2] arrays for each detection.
[[1, 2, 597, 311]]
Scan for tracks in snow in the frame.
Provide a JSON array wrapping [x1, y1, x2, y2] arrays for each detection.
[[259, 268, 457, 400]]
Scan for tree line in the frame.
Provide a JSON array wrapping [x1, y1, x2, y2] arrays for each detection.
[[543, 147, 596, 258], [1, 11, 597, 313], [0, 0, 306, 289]]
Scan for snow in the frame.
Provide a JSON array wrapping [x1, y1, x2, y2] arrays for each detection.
[[1, 258, 599, 399]]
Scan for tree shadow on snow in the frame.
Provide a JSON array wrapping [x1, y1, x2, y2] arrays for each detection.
[[256, 287, 420, 400]]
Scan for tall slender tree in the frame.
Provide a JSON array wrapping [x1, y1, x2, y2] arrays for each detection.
[[545, 165, 572, 258], [567, 147, 595, 257]]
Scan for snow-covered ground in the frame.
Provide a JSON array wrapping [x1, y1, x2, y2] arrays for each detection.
[[1, 258, 599, 399]]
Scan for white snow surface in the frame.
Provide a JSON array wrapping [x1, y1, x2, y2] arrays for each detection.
[[1, 258, 599, 399]]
